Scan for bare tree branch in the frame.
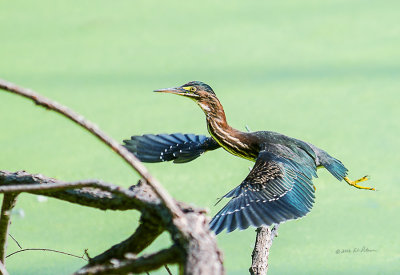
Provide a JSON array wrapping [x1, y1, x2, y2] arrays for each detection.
[[0, 171, 149, 212], [0, 79, 225, 274], [0, 171, 157, 211], [87, 218, 163, 266], [0, 170, 225, 274], [249, 225, 279, 275], [0, 181, 100, 193], [0, 78, 184, 222], [75, 245, 182, 275], [0, 193, 18, 269]]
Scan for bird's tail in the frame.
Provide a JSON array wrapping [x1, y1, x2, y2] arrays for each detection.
[[123, 133, 220, 163], [315, 149, 348, 180], [306, 143, 348, 180], [323, 157, 348, 180]]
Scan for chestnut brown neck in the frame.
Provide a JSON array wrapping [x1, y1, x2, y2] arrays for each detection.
[[196, 96, 258, 161]]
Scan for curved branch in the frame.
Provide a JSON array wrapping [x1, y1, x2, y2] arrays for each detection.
[[0, 181, 98, 193], [87, 218, 163, 266], [6, 248, 87, 261], [75, 245, 182, 275], [0, 77, 225, 274], [0, 170, 225, 274], [0, 171, 147, 212], [0, 79, 184, 222]]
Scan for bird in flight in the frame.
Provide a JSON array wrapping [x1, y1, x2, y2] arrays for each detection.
[[123, 81, 374, 234]]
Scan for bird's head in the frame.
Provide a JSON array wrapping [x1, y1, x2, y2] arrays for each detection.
[[154, 81, 215, 100], [155, 81, 226, 120], [154, 81, 222, 116]]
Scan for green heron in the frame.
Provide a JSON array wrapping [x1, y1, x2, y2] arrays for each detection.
[[123, 81, 374, 234]]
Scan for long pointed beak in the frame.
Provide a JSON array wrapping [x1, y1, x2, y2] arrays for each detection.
[[153, 87, 186, 96], [154, 86, 199, 98]]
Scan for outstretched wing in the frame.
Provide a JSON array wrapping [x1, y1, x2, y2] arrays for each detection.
[[123, 133, 220, 163], [210, 149, 317, 234]]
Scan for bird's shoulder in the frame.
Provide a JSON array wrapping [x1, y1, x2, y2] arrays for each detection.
[[249, 131, 316, 160]]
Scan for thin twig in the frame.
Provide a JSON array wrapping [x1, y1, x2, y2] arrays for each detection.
[[8, 234, 22, 250], [6, 233, 89, 262], [164, 264, 173, 275], [6, 248, 87, 261], [83, 249, 90, 261]]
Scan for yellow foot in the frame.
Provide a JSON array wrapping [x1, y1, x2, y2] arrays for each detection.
[[344, 176, 375, 191]]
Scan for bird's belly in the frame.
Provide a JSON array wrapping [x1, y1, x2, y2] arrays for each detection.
[[209, 132, 257, 161], [221, 144, 256, 161]]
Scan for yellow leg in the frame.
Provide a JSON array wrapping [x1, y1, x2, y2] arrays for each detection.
[[344, 176, 375, 191]]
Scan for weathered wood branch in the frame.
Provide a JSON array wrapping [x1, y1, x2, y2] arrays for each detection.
[[76, 245, 182, 275], [0, 171, 147, 211], [249, 225, 279, 275], [0, 181, 100, 193], [0, 193, 18, 271], [0, 170, 224, 274], [87, 218, 164, 266], [0, 78, 184, 222], [0, 79, 225, 274]]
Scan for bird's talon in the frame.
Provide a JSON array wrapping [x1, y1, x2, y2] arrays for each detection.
[[344, 176, 375, 191]]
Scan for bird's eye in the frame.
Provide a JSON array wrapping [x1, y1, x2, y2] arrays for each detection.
[[189, 87, 197, 92]]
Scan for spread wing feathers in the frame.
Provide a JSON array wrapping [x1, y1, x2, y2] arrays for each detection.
[[210, 150, 316, 234], [123, 133, 220, 163]]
